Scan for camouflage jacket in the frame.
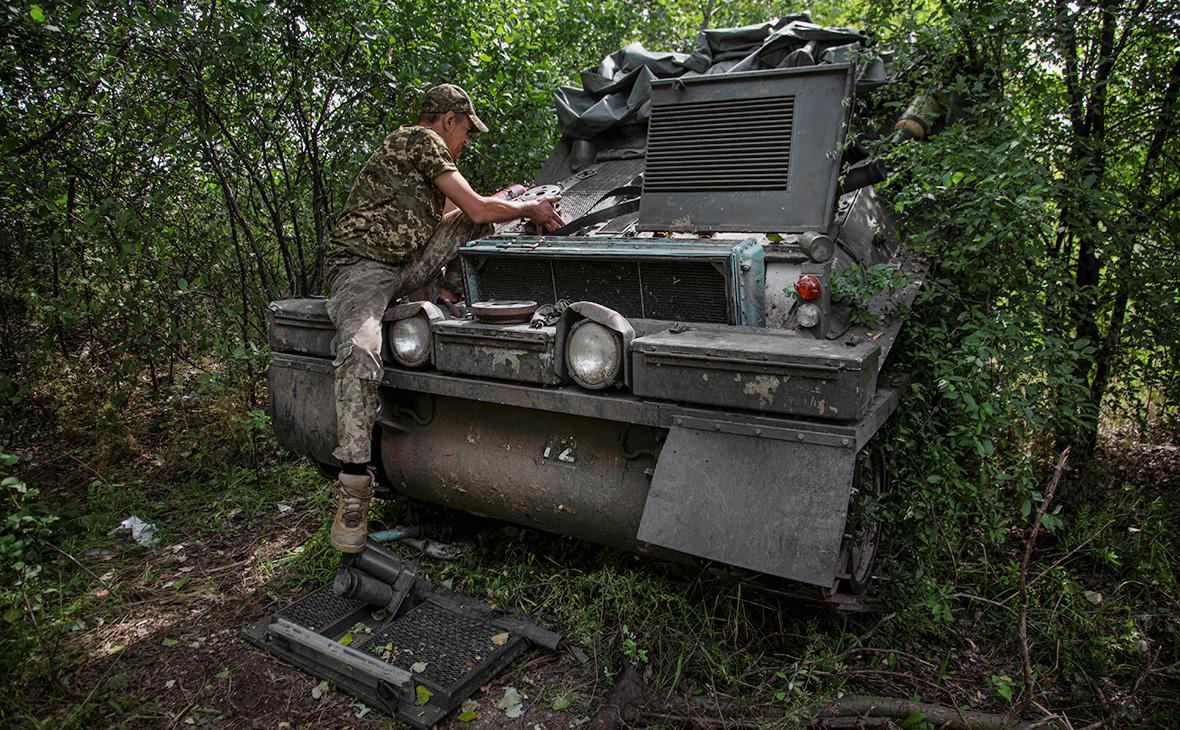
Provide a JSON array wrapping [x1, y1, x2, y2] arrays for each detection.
[[328, 126, 458, 268]]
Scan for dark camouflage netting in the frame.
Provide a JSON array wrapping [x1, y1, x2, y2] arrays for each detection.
[[554, 14, 889, 139]]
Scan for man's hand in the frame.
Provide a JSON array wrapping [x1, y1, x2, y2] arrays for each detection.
[[437, 287, 462, 317], [434, 170, 566, 229], [528, 196, 564, 233]]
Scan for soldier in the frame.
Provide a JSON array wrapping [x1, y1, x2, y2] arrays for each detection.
[[326, 84, 563, 552]]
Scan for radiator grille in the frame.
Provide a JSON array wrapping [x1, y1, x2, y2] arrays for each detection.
[[640, 261, 728, 321], [644, 96, 794, 193], [471, 257, 731, 324], [475, 258, 553, 306], [553, 259, 643, 316]]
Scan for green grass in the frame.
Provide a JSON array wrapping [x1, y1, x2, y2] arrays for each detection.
[[1, 374, 1177, 727]]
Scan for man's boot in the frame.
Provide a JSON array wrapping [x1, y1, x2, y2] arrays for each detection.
[[330, 471, 373, 553]]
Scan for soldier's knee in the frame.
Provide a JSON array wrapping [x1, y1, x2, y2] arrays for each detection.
[[332, 341, 383, 382]]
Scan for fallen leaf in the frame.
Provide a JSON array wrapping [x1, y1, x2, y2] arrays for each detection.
[[490, 632, 509, 646], [107, 644, 125, 655], [552, 695, 573, 711], [496, 685, 523, 717], [458, 708, 478, 722], [339, 632, 353, 647], [415, 685, 433, 706], [214, 669, 230, 680], [410, 661, 428, 673], [165, 679, 176, 689], [3, 607, 21, 623], [311, 680, 329, 699], [161, 638, 179, 647]]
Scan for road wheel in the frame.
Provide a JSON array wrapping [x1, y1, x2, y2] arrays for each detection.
[[836, 447, 886, 595]]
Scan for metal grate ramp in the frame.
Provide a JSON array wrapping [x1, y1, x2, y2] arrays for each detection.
[[244, 543, 559, 729]]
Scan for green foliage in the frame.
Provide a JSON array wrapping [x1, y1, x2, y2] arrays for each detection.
[[0, 1, 1177, 724], [830, 262, 912, 328], [0, 0, 721, 403], [0, 454, 60, 613]]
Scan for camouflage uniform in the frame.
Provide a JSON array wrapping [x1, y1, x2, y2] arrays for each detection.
[[326, 124, 490, 464]]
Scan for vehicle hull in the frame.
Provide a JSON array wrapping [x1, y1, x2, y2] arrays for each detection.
[[268, 351, 900, 589]]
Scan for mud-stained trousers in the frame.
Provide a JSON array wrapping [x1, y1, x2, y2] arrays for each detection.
[[326, 210, 492, 464]]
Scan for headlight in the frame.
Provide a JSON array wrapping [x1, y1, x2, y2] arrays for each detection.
[[797, 303, 821, 329], [389, 314, 432, 367], [566, 319, 622, 389]]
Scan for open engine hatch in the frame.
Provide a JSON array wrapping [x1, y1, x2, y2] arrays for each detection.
[[638, 64, 855, 233]]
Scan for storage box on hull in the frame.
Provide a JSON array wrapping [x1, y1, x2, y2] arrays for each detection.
[[630, 329, 880, 421], [432, 320, 562, 386]]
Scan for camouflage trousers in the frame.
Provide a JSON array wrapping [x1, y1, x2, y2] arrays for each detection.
[[326, 210, 492, 464]]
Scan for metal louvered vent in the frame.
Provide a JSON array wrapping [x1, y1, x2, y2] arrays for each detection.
[[638, 65, 855, 233], [645, 96, 794, 193]]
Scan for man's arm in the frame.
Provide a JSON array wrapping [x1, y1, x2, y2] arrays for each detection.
[[434, 170, 564, 232]]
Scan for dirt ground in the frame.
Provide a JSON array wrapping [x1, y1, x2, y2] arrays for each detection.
[[10, 425, 1180, 728], [40, 506, 631, 729]]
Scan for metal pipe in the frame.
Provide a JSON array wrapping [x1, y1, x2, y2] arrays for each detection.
[[347, 539, 409, 585], [370, 526, 422, 543], [333, 568, 394, 607]]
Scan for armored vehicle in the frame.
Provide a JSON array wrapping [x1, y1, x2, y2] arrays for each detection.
[[267, 17, 931, 608]]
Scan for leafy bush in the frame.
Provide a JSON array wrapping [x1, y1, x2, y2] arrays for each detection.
[[0, 453, 62, 649]]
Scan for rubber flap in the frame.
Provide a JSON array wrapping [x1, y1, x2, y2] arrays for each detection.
[[637, 426, 856, 587]]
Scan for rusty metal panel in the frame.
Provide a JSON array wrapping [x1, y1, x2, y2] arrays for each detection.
[[630, 329, 879, 420], [636, 426, 857, 587], [432, 320, 562, 385], [377, 366, 903, 452], [267, 351, 900, 459], [383, 367, 660, 426], [379, 393, 661, 551]]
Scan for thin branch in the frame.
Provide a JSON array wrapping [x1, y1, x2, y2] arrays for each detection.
[[1012, 448, 1071, 723], [37, 538, 120, 599]]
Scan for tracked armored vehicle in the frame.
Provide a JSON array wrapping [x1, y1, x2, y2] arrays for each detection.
[[267, 17, 931, 608]]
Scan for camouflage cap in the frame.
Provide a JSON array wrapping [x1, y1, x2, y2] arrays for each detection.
[[421, 84, 488, 133]]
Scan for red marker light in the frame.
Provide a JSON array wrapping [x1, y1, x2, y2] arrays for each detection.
[[795, 275, 822, 301]]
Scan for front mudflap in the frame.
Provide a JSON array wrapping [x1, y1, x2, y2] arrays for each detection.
[[636, 423, 858, 588]]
